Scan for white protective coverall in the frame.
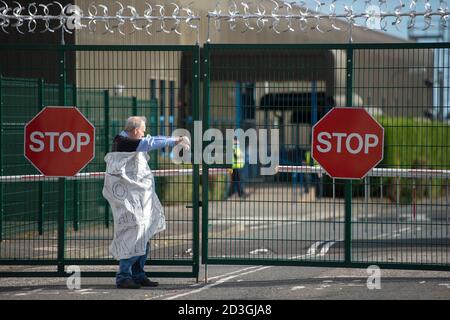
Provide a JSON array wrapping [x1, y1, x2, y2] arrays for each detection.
[[102, 152, 166, 260]]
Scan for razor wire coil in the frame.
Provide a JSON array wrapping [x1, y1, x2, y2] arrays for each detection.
[[0, 1, 448, 37]]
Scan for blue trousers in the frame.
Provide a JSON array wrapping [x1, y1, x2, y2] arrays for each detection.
[[116, 242, 149, 285]]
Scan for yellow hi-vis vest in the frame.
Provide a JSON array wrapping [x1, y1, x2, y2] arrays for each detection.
[[305, 151, 319, 167], [232, 145, 245, 169]]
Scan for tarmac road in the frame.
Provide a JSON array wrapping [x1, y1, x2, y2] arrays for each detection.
[[0, 264, 450, 300], [1, 190, 449, 301]]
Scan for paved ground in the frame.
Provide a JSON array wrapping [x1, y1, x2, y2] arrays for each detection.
[[4, 190, 447, 261], [1, 186, 449, 302], [0, 264, 450, 300]]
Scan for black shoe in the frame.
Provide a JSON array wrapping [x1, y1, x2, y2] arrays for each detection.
[[138, 277, 159, 287], [117, 279, 141, 289]]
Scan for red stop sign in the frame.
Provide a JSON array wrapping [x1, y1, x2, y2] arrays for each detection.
[[24, 107, 95, 176], [312, 107, 384, 179]]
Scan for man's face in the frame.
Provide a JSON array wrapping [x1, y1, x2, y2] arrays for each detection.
[[130, 123, 146, 139]]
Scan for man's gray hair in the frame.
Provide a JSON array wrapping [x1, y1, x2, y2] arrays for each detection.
[[124, 116, 146, 132]]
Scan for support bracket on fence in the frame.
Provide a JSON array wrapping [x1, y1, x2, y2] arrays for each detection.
[[186, 201, 202, 209]]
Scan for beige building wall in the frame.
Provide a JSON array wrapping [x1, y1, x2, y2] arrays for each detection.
[[72, 0, 433, 137]]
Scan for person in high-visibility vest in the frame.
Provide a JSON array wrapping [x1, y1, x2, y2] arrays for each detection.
[[305, 150, 322, 198], [230, 136, 248, 198]]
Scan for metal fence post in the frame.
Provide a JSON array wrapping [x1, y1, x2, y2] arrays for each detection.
[[235, 81, 241, 129], [396, 177, 400, 223], [72, 85, 79, 232], [447, 179, 449, 224], [37, 78, 44, 236], [364, 177, 369, 234], [202, 44, 211, 282], [132, 96, 138, 116], [104, 89, 110, 229], [446, 179, 449, 224], [73, 178, 79, 231], [0, 73, 3, 242], [380, 177, 384, 234], [58, 46, 67, 275], [345, 47, 353, 265], [192, 48, 200, 281], [333, 178, 336, 233]]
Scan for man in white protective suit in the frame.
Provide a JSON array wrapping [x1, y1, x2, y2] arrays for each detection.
[[103, 116, 190, 289]]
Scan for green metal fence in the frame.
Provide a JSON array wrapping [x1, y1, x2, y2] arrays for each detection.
[[0, 43, 449, 278], [0, 45, 200, 278], [202, 43, 450, 271]]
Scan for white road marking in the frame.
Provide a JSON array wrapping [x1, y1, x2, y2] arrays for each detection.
[[38, 291, 60, 295], [347, 284, 364, 287], [289, 253, 316, 260], [145, 266, 263, 300], [306, 242, 324, 255], [14, 289, 42, 297], [163, 266, 271, 300], [160, 240, 340, 300], [376, 227, 415, 239], [75, 289, 93, 293], [189, 283, 202, 287], [249, 248, 270, 255], [320, 241, 336, 255], [314, 276, 367, 279], [291, 286, 306, 291], [207, 266, 261, 281], [289, 241, 337, 260]]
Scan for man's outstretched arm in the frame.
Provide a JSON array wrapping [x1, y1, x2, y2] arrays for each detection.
[[137, 135, 182, 152]]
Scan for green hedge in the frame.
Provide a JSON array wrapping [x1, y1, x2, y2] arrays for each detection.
[[379, 116, 450, 170], [379, 116, 450, 203], [322, 116, 450, 203]]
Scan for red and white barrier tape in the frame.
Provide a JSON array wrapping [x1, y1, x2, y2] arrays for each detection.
[[2, 166, 450, 182], [277, 166, 450, 179], [0, 168, 230, 182]]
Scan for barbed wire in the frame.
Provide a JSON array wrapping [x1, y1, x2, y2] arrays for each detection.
[[0, 1, 449, 39], [0, 1, 200, 35], [207, 0, 449, 34]]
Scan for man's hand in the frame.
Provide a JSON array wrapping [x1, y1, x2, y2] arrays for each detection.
[[175, 137, 183, 145], [175, 136, 191, 152]]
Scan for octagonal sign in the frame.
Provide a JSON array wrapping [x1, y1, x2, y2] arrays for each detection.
[[312, 107, 384, 179], [24, 107, 95, 176]]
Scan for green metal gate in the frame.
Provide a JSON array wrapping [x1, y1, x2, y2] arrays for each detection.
[[1, 42, 449, 278], [0, 45, 201, 278], [201, 43, 450, 271]]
